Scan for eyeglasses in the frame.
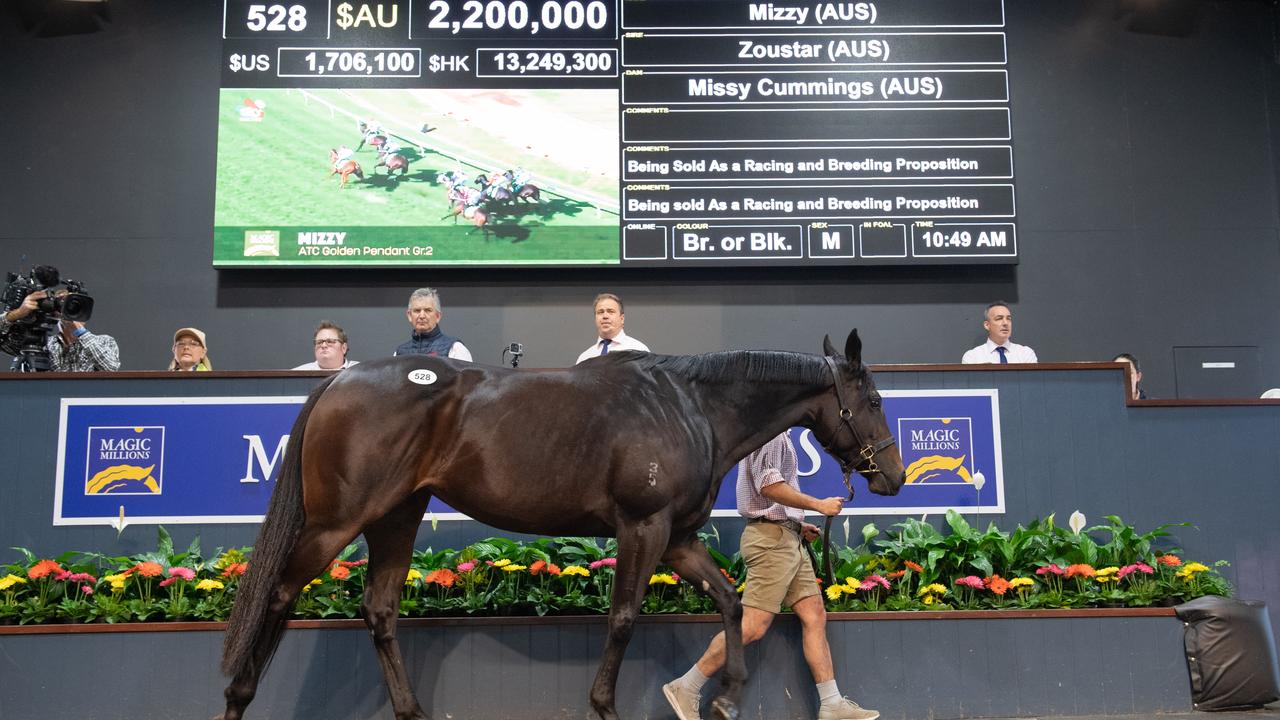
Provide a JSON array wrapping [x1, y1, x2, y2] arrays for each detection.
[[173, 340, 202, 349], [315, 338, 344, 347]]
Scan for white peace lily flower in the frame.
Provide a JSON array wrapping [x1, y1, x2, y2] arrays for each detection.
[[971, 471, 986, 491], [1069, 510, 1087, 535]]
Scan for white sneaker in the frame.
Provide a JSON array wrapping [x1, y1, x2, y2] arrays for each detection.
[[817, 697, 880, 720], [662, 680, 702, 720]]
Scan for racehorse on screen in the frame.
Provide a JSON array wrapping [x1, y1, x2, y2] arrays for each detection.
[[217, 330, 905, 720], [328, 148, 363, 188]]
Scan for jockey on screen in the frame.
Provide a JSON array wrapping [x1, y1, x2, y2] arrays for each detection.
[[510, 167, 531, 191], [357, 119, 385, 151], [333, 145, 355, 169], [379, 138, 403, 160]]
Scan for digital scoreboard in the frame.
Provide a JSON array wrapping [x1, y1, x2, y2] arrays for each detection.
[[215, 0, 1016, 267]]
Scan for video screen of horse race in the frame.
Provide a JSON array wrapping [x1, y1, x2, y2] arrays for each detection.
[[215, 0, 1017, 267]]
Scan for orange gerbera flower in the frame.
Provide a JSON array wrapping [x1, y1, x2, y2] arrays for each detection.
[[887, 570, 907, 579], [134, 562, 164, 578], [546, 563, 562, 576], [984, 575, 1010, 595], [221, 562, 248, 578], [330, 565, 351, 581], [1157, 555, 1183, 567], [27, 559, 63, 580], [529, 560, 547, 575], [904, 560, 924, 573], [720, 568, 737, 585], [1065, 564, 1096, 578], [426, 568, 457, 588]]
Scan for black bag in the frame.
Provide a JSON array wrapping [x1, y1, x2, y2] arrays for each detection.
[[1176, 596, 1280, 711]]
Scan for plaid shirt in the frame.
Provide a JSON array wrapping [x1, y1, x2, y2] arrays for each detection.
[[48, 331, 120, 372], [735, 432, 804, 524]]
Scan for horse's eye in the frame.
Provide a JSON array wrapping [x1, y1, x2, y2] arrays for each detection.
[[870, 395, 882, 409]]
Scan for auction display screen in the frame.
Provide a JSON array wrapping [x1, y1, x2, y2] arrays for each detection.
[[216, 0, 1015, 267]]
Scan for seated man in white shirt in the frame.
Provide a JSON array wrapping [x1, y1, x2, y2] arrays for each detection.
[[575, 293, 649, 364], [293, 321, 358, 370], [961, 301, 1038, 364]]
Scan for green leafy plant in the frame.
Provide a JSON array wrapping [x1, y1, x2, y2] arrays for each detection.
[[0, 514, 1237, 626]]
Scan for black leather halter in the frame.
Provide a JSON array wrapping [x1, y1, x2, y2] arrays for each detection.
[[815, 356, 898, 585], [821, 356, 897, 481]]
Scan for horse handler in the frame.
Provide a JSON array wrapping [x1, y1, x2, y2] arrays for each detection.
[[663, 431, 879, 720]]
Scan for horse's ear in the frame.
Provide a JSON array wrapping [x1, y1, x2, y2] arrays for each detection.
[[822, 334, 839, 357], [845, 329, 862, 365]]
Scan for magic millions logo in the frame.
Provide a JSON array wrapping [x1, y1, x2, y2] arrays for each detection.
[[84, 426, 165, 495], [900, 417, 974, 485], [243, 230, 280, 257]]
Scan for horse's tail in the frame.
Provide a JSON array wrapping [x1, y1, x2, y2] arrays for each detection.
[[221, 374, 339, 678]]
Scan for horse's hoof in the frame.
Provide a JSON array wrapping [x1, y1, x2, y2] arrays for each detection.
[[710, 697, 739, 720]]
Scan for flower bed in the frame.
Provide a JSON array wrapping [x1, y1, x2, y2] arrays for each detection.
[[0, 511, 1229, 625]]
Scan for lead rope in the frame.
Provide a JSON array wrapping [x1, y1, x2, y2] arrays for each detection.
[[821, 472, 856, 587]]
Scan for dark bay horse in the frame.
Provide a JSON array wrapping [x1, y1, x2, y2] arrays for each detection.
[[218, 331, 905, 720], [376, 152, 410, 179]]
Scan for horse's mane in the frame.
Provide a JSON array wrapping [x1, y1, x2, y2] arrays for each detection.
[[631, 350, 841, 386]]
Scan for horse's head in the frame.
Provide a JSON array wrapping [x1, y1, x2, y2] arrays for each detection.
[[329, 149, 337, 161], [814, 330, 905, 496]]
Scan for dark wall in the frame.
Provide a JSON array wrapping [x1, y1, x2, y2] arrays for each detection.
[[1, 1, 1278, 397]]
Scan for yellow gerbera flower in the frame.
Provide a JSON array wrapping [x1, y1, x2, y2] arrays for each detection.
[[492, 559, 512, 568], [0, 574, 27, 591], [918, 583, 947, 596], [195, 579, 225, 592], [502, 564, 527, 572], [405, 568, 423, 585], [648, 573, 676, 585], [561, 565, 590, 577], [1009, 577, 1035, 588], [843, 577, 859, 591]]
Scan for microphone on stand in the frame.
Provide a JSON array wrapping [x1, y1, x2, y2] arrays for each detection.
[[503, 342, 525, 368]]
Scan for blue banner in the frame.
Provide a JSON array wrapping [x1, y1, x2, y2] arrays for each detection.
[[716, 389, 1005, 517], [55, 390, 1002, 526]]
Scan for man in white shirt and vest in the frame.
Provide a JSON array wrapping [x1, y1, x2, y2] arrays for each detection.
[[961, 301, 1038, 364], [575, 293, 649, 364]]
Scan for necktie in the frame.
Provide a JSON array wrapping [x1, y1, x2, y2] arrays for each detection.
[[996, 346, 1008, 364], [599, 338, 611, 356]]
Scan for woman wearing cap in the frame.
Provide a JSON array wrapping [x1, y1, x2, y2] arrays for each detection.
[[169, 327, 212, 371]]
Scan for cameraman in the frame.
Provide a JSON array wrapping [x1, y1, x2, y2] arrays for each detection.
[[1, 290, 120, 372]]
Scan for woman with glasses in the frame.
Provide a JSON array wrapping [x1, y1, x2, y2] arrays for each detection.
[[169, 327, 211, 371], [293, 320, 358, 371]]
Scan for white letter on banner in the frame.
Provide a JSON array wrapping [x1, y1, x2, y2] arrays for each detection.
[[240, 434, 289, 484], [796, 429, 822, 477]]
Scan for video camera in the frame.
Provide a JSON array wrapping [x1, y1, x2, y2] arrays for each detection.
[[0, 265, 95, 371]]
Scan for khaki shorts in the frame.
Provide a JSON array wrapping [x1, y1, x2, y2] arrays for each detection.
[[740, 521, 820, 613]]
